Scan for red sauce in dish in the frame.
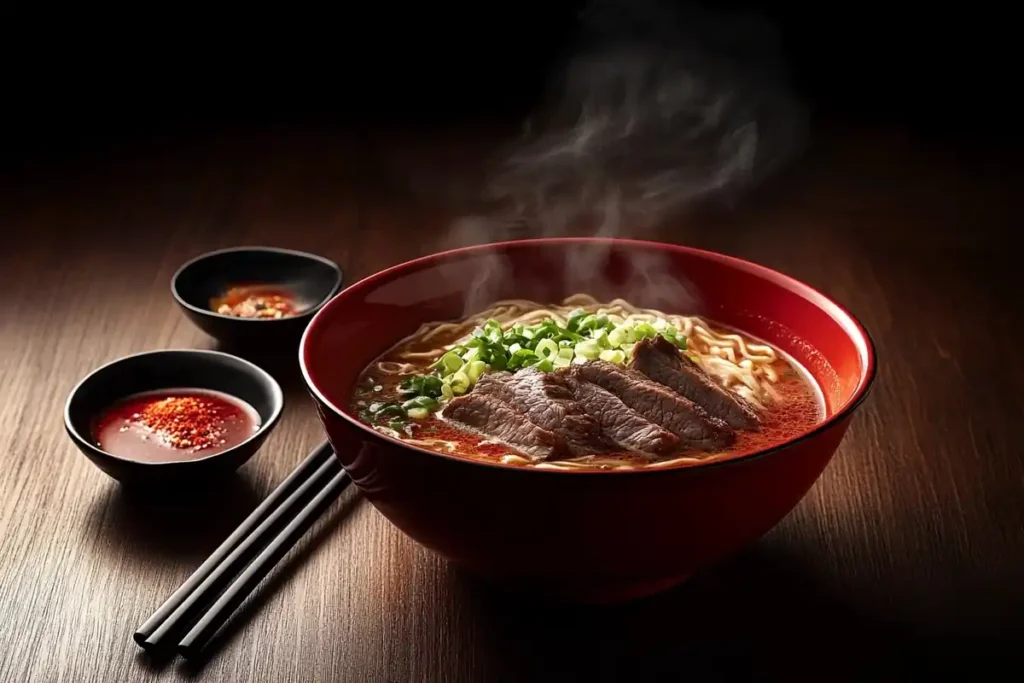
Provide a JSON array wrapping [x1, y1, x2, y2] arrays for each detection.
[[210, 285, 301, 319], [92, 389, 261, 463]]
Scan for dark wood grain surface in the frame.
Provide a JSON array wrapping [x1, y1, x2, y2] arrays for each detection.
[[1, 124, 1021, 682]]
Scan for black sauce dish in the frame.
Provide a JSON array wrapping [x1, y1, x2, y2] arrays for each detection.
[[172, 246, 344, 347], [65, 350, 284, 485]]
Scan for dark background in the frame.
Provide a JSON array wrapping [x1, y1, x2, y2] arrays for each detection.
[[1, 1, 1020, 170], [0, 5, 1021, 679]]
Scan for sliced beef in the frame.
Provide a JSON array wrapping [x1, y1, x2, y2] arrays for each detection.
[[441, 392, 567, 462], [629, 336, 761, 431], [569, 361, 735, 451], [560, 374, 680, 456], [473, 368, 615, 456]]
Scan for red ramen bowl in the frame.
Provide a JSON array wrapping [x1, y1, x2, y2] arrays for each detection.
[[300, 238, 875, 602]]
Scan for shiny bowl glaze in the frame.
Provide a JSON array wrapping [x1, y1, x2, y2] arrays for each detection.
[[300, 238, 876, 602]]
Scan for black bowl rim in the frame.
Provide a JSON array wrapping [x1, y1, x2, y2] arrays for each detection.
[[64, 348, 285, 469], [170, 245, 344, 323]]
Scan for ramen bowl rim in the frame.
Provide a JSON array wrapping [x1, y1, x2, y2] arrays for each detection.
[[299, 237, 876, 477]]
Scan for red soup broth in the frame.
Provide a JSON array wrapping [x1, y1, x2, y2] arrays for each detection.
[[352, 330, 825, 469], [91, 389, 261, 463]]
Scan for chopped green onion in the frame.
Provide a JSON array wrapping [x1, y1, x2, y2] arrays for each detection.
[[448, 370, 471, 395], [483, 320, 503, 343], [407, 407, 429, 420], [566, 308, 588, 332], [507, 347, 535, 371], [599, 349, 626, 364], [399, 374, 443, 398], [578, 314, 612, 334], [439, 351, 464, 375], [394, 312, 689, 405], [634, 322, 658, 339], [607, 327, 626, 347], [402, 395, 439, 411], [574, 340, 601, 360], [466, 360, 487, 381], [535, 338, 559, 360], [373, 403, 406, 419]]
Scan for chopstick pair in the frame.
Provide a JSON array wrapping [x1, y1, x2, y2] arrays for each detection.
[[134, 440, 351, 660]]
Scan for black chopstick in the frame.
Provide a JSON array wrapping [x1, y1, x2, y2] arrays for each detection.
[[177, 469, 351, 659], [141, 457, 341, 650], [134, 441, 338, 651]]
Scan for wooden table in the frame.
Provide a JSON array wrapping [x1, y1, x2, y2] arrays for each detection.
[[1, 123, 1020, 681]]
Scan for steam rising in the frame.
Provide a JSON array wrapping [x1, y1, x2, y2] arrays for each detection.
[[439, 0, 806, 315]]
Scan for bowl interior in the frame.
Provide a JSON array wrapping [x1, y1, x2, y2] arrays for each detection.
[[173, 248, 342, 318], [303, 239, 871, 455], [67, 350, 283, 458]]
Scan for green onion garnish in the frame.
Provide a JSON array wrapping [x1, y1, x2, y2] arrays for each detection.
[[379, 314, 689, 423]]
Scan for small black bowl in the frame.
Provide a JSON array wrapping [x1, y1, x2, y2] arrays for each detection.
[[171, 246, 344, 347], [65, 350, 284, 484]]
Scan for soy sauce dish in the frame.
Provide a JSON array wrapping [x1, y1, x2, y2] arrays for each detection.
[[172, 247, 344, 346], [65, 350, 284, 484]]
